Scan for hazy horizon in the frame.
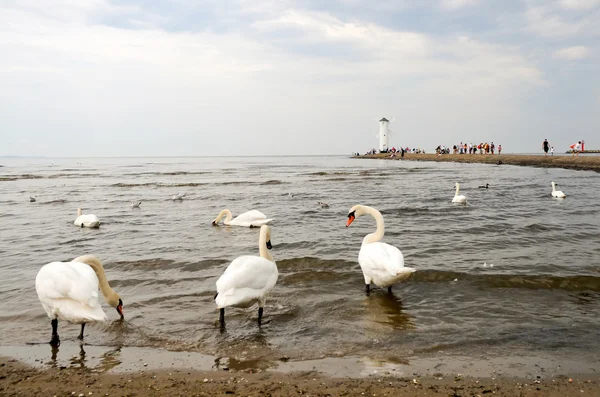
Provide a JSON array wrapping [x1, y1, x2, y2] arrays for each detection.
[[1, 0, 598, 157]]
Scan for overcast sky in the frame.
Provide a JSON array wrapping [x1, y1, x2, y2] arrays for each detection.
[[1, 0, 598, 156]]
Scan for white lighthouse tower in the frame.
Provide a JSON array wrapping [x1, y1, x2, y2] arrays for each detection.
[[378, 117, 390, 152]]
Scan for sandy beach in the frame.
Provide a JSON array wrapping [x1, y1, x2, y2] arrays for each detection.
[[2, 353, 599, 396], [355, 153, 600, 172]]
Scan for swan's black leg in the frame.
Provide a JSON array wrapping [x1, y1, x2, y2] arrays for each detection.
[[78, 323, 85, 340], [258, 307, 263, 326], [50, 319, 60, 347], [219, 308, 225, 328], [387, 286, 392, 293], [365, 284, 370, 295]]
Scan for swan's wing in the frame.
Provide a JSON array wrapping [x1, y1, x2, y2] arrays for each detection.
[[36, 262, 106, 321], [233, 210, 267, 223], [216, 256, 278, 296], [359, 242, 406, 275]]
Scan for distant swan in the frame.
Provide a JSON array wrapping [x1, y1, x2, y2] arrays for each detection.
[[212, 209, 272, 227], [551, 181, 566, 198], [346, 205, 415, 294], [452, 183, 467, 204], [172, 193, 185, 201], [35, 255, 124, 346], [215, 225, 278, 327], [131, 201, 141, 208], [74, 208, 100, 228], [478, 183, 490, 189]]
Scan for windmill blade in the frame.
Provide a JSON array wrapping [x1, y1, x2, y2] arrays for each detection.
[[390, 116, 396, 123]]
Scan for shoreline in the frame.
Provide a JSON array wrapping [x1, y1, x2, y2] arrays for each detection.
[[2, 344, 599, 396], [354, 153, 600, 172]]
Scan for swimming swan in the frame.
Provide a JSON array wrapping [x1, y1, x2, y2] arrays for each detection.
[[212, 209, 272, 227], [74, 208, 100, 228], [551, 181, 566, 198], [452, 183, 467, 204], [346, 205, 415, 294], [214, 225, 278, 327], [35, 255, 124, 347]]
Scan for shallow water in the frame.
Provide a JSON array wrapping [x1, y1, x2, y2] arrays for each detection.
[[1, 156, 599, 366]]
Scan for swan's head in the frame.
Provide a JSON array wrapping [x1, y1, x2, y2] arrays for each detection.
[[261, 224, 272, 250], [346, 204, 365, 227], [108, 296, 124, 320], [455, 182, 460, 189], [212, 209, 230, 226]]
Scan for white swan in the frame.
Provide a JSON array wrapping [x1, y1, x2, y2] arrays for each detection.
[[452, 183, 467, 204], [74, 208, 100, 228], [35, 255, 124, 346], [215, 225, 278, 327], [212, 209, 272, 227], [551, 181, 566, 198], [131, 201, 141, 208], [346, 205, 415, 294]]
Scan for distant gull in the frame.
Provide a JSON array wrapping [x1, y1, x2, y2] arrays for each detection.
[[172, 193, 186, 201], [483, 262, 494, 268], [29, 196, 36, 202], [131, 201, 141, 208], [317, 201, 330, 208], [288, 192, 294, 198]]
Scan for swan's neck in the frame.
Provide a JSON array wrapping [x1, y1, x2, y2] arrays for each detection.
[[455, 184, 460, 196], [362, 207, 385, 244], [552, 183, 556, 192], [217, 209, 233, 224], [74, 255, 120, 307], [77, 208, 82, 217], [258, 228, 274, 262]]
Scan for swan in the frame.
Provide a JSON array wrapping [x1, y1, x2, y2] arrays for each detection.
[[551, 181, 566, 198], [214, 225, 278, 327], [35, 255, 124, 347], [478, 183, 490, 189], [74, 208, 100, 228], [452, 183, 467, 204], [212, 209, 272, 227], [318, 201, 330, 208], [346, 205, 415, 294], [172, 193, 185, 201], [131, 201, 141, 208]]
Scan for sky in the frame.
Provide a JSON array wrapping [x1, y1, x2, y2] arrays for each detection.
[[1, 0, 599, 156]]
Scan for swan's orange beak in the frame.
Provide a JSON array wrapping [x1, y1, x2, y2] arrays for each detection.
[[346, 214, 355, 227], [117, 303, 124, 320]]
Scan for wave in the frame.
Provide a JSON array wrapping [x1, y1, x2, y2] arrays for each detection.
[[111, 182, 205, 188], [124, 171, 209, 176], [261, 180, 287, 185], [40, 199, 68, 205]]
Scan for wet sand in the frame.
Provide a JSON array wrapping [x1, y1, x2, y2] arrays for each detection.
[[355, 153, 600, 172], [2, 344, 600, 396]]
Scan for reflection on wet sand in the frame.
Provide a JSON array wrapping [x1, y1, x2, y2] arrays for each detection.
[[46, 344, 123, 372]]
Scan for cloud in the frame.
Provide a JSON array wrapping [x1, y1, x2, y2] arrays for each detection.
[[554, 45, 590, 59], [440, 0, 480, 10], [524, 0, 600, 38], [558, 0, 600, 10]]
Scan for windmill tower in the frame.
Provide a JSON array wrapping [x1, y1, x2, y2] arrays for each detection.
[[378, 117, 390, 152]]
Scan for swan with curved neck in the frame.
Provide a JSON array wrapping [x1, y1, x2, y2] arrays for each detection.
[[346, 205, 415, 294], [214, 225, 278, 327], [35, 255, 124, 347], [212, 209, 272, 227], [452, 183, 467, 204], [74, 208, 100, 228], [551, 181, 566, 198]]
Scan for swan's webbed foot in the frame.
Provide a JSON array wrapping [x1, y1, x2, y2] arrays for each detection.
[[219, 308, 225, 329], [78, 323, 85, 340], [258, 307, 264, 326], [365, 284, 370, 296]]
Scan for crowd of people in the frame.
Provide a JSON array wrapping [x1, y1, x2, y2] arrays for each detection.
[[436, 142, 502, 155]]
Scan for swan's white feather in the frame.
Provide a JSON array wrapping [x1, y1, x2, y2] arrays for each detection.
[[35, 261, 107, 323], [74, 214, 100, 228], [359, 242, 415, 287], [215, 255, 278, 308], [227, 210, 272, 227]]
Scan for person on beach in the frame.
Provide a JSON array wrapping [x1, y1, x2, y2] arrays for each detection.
[[550, 146, 554, 156], [543, 139, 549, 156], [491, 142, 495, 155], [498, 144, 502, 154], [573, 141, 582, 156]]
